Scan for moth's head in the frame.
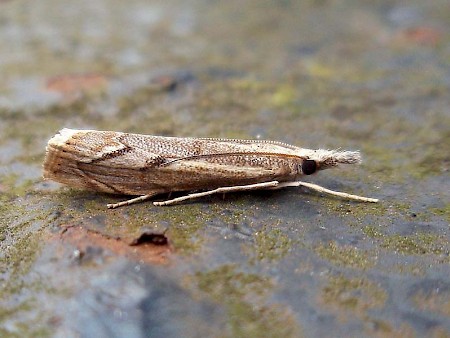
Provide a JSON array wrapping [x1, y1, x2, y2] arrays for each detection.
[[297, 149, 361, 175]]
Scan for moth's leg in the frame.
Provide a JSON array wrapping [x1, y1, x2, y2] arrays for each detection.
[[107, 192, 160, 209], [272, 181, 379, 203], [153, 181, 280, 206]]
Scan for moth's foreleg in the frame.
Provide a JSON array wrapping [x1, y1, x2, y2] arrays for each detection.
[[107, 192, 160, 209], [153, 181, 280, 206], [273, 181, 379, 203]]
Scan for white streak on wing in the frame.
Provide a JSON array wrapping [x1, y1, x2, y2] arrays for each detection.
[[47, 128, 128, 163], [97, 143, 128, 156], [47, 128, 102, 146], [47, 128, 80, 146]]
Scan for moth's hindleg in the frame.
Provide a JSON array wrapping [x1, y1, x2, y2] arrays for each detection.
[[153, 181, 280, 206], [107, 192, 160, 209]]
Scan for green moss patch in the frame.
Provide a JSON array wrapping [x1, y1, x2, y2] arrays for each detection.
[[363, 225, 448, 257], [193, 264, 302, 338], [381, 233, 448, 256], [250, 225, 293, 263], [315, 241, 375, 269], [321, 274, 387, 318]]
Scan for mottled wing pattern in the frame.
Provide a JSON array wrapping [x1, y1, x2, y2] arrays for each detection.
[[43, 129, 301, 195]]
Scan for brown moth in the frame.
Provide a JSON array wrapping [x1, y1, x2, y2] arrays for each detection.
[[43, 128, 378, 208]]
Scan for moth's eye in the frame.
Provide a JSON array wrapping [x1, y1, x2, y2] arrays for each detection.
[[302, 159, 317, 175]]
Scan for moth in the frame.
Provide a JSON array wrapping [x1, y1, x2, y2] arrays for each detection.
[[43, 128, 378, 208]]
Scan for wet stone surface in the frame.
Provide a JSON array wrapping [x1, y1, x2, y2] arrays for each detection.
[[0, 0, 449, 337]]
